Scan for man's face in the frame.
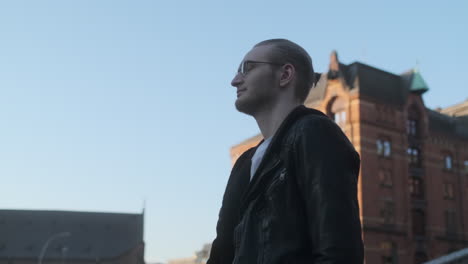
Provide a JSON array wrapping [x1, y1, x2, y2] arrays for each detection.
[[231, 45, 281, 115]]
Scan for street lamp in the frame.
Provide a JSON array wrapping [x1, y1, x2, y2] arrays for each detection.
[[38, 231, 71, 264], [61, 246, 69, 264]]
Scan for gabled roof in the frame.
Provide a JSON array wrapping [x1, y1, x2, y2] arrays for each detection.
[[304, 51, 468, 139], [306, 51, 430, 107], [355, 62, 408, 106], [0, 209, 144, 260]]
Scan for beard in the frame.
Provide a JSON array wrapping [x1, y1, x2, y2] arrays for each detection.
[[235, 97, 257, 115], [234, 91, 274, 116]]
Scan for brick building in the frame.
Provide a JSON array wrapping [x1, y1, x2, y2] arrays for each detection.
[[230, 51, 468, 264], [0, 209, 145, 264]]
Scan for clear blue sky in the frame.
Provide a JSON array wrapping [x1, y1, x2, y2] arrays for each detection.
[[0, 0, 466, 262]]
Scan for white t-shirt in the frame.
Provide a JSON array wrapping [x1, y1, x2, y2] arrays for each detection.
[[250, 137, 273, 180]]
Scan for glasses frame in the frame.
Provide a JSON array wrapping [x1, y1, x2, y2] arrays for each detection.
[[237, 60, 284, 76]]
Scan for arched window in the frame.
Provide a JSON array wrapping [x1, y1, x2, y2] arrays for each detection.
[[407, 104, 421, 138], [327, 97, 346, 128], [406, 119, 418, 136], [383, 141, 391, 157], [444, 155, 453, 170], [412, 209, 426, 236], [407, 147, 421, 166]]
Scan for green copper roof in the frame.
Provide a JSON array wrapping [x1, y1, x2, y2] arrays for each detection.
[[410, 69, 429, 94]]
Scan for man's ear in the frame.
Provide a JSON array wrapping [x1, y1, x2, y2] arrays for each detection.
[[279, 63, 295, 87]]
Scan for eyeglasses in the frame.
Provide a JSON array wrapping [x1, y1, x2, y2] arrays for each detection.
[[237, 60, 283, 76]]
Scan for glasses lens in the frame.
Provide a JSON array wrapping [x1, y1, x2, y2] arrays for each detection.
[[238, 61, 245, 75]]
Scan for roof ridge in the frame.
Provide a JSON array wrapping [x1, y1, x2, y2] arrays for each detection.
[[0, 209, 143, 216], [350, 61, 401, 77]]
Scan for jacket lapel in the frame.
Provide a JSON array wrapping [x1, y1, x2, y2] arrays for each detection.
[[239, 105, 324, 214]]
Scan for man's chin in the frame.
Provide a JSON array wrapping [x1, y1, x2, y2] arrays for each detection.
[[235, 99, 255, 116]]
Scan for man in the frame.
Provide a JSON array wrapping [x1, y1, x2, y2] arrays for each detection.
[[207, 39, 363, 264]]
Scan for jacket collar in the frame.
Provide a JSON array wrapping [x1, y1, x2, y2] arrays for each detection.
[[240, 105, 327, 211], [249, 105, 327, 166]]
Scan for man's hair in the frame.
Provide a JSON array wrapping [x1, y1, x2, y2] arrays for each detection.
[[254, 39, 315, 102]]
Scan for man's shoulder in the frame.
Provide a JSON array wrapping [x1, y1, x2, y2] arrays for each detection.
[[233, 147, 256, 166], [240, 147, 256, 158], [290, 108, 356, 152], [291, 108, 336, 135]]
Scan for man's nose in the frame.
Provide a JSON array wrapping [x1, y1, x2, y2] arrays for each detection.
[[231, 73, 243, 87]]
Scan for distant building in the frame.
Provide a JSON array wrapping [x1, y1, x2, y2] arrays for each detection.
[[439, 99, 468, 116], [0, 209, 145, 264], [230, 51, 468, 264], [194, 243, 211, 264], [167, 256, 196, 264], [167, 243, 211, 264]]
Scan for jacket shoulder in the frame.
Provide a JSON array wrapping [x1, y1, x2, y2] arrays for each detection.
[[296, 110, 334, 128], [234, 147, 255, 165], [230, 147, 255, 176], [290, 110, 359, 160], [288, 110, 338, 140]]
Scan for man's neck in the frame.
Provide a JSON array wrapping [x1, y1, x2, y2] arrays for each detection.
[[254, 102, 302, 139]]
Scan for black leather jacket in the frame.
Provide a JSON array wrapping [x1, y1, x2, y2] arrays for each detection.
[[207, 106, 363, 264]]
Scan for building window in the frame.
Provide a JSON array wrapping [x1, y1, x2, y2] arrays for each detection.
[[444, 155, 453, 170], [382, 256, 393, 264], [333, 110, 346, 126], [407, 147, 420, 166], [380, 201, 395, 224], [379, 170, 393, 187], [414, 252, 427, 264], [412, 209, 426, 236], [409, 177, 423, 198], [445, 210, 457, 236], [407, 119, 418, 136], [444, 183, 455, 199], [377, 140, 384, 156], [407, 105, 421, 137], [384, 141, 391, 157], [377, 139, 392, 157], [381, 241, 398, 264], [327, 96, 346, 129]]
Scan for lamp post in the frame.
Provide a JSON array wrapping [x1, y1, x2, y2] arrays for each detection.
[[38, 231, 71, 264], [60, 246, 69, 264]]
